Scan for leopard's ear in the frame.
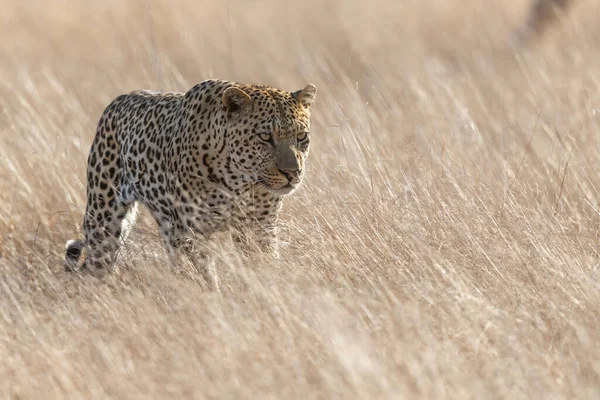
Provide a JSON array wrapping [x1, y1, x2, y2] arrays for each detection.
[[292, 84, 317, 107], [222, 87, 253, 115]]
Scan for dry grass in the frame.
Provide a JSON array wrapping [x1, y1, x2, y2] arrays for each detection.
[[2, 0, 600, 398]]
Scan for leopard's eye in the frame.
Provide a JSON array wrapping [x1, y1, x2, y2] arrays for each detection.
[[297, 132, 309, 141], [258, 132, 273, 143]]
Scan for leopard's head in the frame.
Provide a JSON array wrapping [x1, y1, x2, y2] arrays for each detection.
[[222, 83, 317, 195]]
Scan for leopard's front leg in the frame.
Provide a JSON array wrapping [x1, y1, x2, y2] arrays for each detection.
[[152, 208, 221, 292], [231, 186, 283, 259]]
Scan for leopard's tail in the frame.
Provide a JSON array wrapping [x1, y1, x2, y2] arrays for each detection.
[[64, 239, 86, 271]]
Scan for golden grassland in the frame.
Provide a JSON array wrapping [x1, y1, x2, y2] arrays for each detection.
[[1, 0, 600, 398]]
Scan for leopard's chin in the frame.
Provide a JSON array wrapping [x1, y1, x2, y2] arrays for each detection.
[[257, 176, 298, 196], [274, 185, 296, 195], [267, 183, 297, 196]]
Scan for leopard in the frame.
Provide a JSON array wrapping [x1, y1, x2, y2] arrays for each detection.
[[65, 79, 317, 286]]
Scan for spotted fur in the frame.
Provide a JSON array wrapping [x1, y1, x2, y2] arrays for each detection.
[[65, 79, 317, 280]]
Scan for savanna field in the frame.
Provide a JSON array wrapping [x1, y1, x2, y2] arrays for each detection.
[[2, 0, 600, 398]]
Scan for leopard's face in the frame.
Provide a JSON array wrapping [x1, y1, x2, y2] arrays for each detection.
[[222, 84, 316, 195]]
